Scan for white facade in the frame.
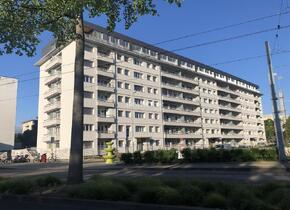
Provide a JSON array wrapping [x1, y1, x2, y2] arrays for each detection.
[[36, 24, 266, 159], [0, 76, 18, 151]]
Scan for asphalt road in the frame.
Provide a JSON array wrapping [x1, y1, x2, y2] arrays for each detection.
[[0, 161, 289, 183]]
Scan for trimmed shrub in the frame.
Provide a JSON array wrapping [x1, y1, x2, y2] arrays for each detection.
[[143, 151, 157, 163], [133, 151, 142, 164], [178, 185, 203, 206], [120, 153, 133, 164], [203, 193, 226, 209], [181, 148, 191, 162]]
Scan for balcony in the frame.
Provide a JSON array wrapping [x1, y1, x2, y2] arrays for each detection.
[[165, 132, 202, 139], [161, 71, 198, 85], [97, 115, 115, 123], [97, 99, 115, 108], [217, 87, 239, 96], [162, 83, 199, 95], [97, 52, 114, 63], [162, 95, 199, 106], [83, 131, 96, 141], [97, 83, 115, 92], [218, 95, 240, 104], [219, 104, 241, 112], [44, 87, 61, 98], [162, 107, 201, 116], [43, 133, 60, 142], [164, 120, 201, 127], [44, 102, 61, 113], [97, 67, 114, 78], [44, 72, 61, 85], [98, 131, 115, 139], [43, 118, 60, 127], [220, 124, 243, 130], [220, 114, 242, 121], [221, 133, 244, 139], [44, 56, 61, 70]]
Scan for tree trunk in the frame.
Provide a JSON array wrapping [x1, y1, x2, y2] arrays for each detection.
[[67, 13, 84, 184]]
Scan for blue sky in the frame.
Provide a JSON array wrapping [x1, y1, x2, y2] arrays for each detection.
[[1, 0, 290, 127]]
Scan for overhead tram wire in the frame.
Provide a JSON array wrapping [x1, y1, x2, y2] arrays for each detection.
[[171, 24, 290, 52], [2, 10, 290, 82], [272, 0, 285, 53], [2, 23, 290, 88], [153, 10, 290, 46], [212, 49, 290, 66]]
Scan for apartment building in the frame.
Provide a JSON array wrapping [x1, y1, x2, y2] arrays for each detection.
[[36, 23, 266, 159], [0, 76, 18, 151]]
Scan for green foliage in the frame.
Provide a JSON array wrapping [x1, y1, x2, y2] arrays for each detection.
[[64, 176, 288, 209], [0, 176, 62, 194], [181, 148, 277, 163], [203, 193, 226, 209], [133, 151, 142, 164], [120, 153, 133, 164], [0, 0, 182, 56], [284, 116, 290, 145], [264, 119, 275, 142]]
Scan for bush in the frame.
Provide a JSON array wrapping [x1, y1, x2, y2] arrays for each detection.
[[203, 193, 226, 209], [178, 185, 203, 206], [155, 149, 177, 164], [120, 153, 133, 164], [35, 176, 62, 187], [133, 151, 142, 164], [0, 179, 34, 194], [143, 151, 156, 163], [181, 148, 191, 162]]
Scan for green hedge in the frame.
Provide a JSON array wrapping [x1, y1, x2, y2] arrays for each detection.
[[66, 175, 290, 210], [181, 148, 278, 163], [120, 149, 178, 164], [120, 148, 277, 164]]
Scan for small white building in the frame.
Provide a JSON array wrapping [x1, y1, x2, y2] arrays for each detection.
[[0, 76, 18, 151]]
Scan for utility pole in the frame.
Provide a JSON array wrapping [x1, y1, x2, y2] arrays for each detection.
[[265, 41, 287, 161]]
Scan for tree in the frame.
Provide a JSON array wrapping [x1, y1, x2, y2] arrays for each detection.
[[0, 0, 182, 184], [283, 117, 290, 146], [264, 119, 275, 143]]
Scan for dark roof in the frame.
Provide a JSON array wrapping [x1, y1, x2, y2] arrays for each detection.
[[84, 21, 259, 89]]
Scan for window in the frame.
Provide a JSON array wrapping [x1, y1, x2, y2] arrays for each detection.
[[134, 72, 143, 79], [124, 56, 129, 62], [149, 126, 153, 132], [125, 96, 130, 103], [83, 141, 93, 149], [155, 127, 160, 132], [118, 96, 123, 102], [152, 76, 157, 82], [84, 91, 93, 98], [134, 85, 143, 92], [85, 45, 93, 52], [118, 110, 123, 117], [133, 58, 142, 66], [135, 112, 144, 119], [84, 75, 93, 83], [83, 108, 93, 115], [149, 113, 153, 119], [134, 98, 144, 105], [147, 75, 151, 81], [125, 111, 131, 118], [83, 124, 93, 131], [118, 82, 122, 88], [117, 54, 122, 60], [124, 69, 129, 76], [84, 60, 93, 67], [117, 68, 122, 74], [118, 125, 123, 132], [153, 89, 158, 94], [147, 87, 152, 93], [125, 83, 130, 90], [148, 100, 153, 106], [155, 114, 159, 119], [135, 126, 145, 132], [154, 101, 158, 107]]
